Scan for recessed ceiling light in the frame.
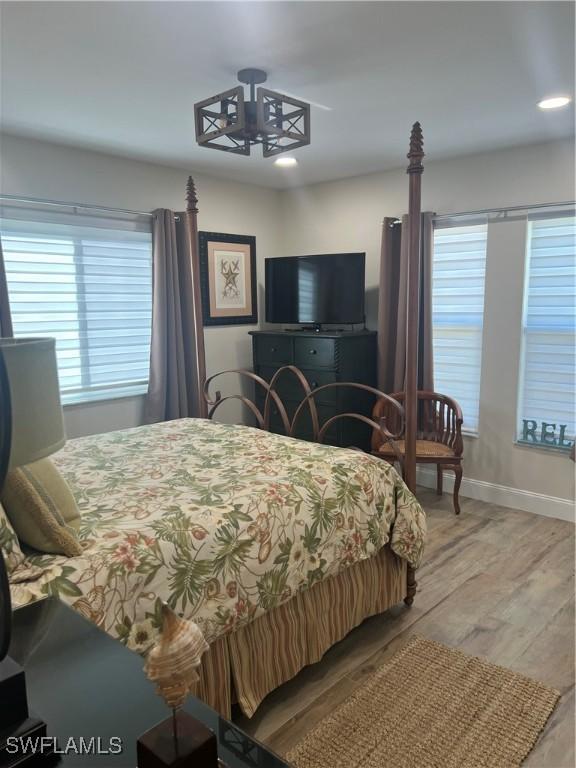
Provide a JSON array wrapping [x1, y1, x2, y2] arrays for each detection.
[[537, 96, 571, 110], [274, 157, 298, 167]]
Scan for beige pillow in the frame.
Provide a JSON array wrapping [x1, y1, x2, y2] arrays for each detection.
[[2, 458, 82, 557], [0, 501, 26, 573]]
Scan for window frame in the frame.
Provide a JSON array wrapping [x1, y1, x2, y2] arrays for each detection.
[[431, 220, 489, 437], [1, 203, 153, 407], [515, 212, 576, 453]]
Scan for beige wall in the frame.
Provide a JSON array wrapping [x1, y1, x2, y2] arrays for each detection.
[[1, 133, 574, 506], [278, 139, 575, 504], [0, 133, 281, 435]]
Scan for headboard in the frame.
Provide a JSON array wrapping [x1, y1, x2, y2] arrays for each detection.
[[202, 365, 405, 466]]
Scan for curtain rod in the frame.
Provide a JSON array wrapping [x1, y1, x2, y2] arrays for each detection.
[[3, 194, 572, 225], [0, 193, 154, 218], [434, 200, 575, 221]]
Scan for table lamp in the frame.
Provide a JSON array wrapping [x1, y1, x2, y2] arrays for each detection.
[[0, 337, 65, 763]]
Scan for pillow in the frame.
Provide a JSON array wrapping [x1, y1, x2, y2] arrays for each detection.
[[1, 458, 82, 557], [0, 501, 26, 574]]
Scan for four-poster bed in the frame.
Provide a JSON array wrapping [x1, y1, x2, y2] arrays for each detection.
[[9, 125, 427, 720], [184, 122, 426, 609]]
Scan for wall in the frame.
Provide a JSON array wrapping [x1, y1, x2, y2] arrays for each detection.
[[0, 133, 281, 436], [2, 133, 574, 514], [278, 139, 575, 512]]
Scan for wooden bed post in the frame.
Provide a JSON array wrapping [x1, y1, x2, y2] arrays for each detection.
[[184, 176, 208, 418], [404, 123, 424, 606]]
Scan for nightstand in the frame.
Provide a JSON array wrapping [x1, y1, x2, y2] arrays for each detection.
[[8, 598, 289, 768]]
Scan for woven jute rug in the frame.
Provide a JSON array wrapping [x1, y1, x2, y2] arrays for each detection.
[[286, 635, 560, 768]]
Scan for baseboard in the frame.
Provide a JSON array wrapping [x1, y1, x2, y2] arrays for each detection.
[[416, 467, 574, 523]]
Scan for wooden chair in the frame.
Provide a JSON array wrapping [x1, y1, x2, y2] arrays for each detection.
[[371, 391, 464, 514]]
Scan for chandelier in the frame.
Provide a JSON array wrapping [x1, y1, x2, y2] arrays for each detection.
[[194, 69, 311, 158]]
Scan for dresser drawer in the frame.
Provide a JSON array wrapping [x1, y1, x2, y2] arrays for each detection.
[[294, 337, 337, 369], [267, 401, 339, 445], [259, 366, 338, 406], [296, 369, 338, 405], [258, 366, 307, 402], [253, 335, 293, 366]]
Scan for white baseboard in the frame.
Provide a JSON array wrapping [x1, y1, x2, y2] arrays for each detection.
[[416, 467, 574, 523]]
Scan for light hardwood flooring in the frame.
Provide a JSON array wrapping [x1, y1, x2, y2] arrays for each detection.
[[237, 490, 575, 767]]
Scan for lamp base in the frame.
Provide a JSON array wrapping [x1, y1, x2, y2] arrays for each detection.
[[0, 657, 51, 767], [0, 657, 29, 729], [137, 710, 218, 768], [0, 715, 51, 768]]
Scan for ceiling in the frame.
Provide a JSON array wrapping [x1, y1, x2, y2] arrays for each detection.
[[1, 1, 574, 189]]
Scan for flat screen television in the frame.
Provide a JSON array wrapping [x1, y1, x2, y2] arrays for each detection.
[[265, 253, 366, 325]]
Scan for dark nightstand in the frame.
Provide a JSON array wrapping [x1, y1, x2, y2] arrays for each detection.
[[8, 599, 289, 768]]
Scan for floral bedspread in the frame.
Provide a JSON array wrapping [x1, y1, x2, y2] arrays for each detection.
[[11, 419, 426, 652]]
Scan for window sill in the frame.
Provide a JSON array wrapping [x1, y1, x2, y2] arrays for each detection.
[[62, 386, 147, 408], [514, 439, 573, 456]]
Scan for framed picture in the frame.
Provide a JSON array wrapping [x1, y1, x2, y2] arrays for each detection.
[[198, 232, 257, 326]]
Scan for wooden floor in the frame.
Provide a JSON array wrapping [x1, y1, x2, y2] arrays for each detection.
[[238, 490, 575, 767]]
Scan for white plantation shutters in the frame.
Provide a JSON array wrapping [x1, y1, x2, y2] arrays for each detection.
[[1, 204, 152, 404], [518, 215, 576, 447], [432, 223, 488, 434]]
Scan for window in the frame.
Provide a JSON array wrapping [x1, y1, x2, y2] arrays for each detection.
[[432, 223, 488, 434], [517, 215, 575, 450], [1, 204, 153, 405]]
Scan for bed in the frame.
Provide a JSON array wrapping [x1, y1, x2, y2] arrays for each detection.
[[7, 123, 428, 718], [11, 417, 425, 716]]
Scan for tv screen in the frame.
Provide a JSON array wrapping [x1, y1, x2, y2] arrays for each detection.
[[265, 253, 365, 325]]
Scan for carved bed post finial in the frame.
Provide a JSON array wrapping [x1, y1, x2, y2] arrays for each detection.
[[183, 175, 207, 416], [186, 176, 198, 213], [407, 121, 424, 174], [403, 121, 424, 608]]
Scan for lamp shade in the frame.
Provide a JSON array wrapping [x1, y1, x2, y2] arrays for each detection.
[[0, 338, 65, 470]]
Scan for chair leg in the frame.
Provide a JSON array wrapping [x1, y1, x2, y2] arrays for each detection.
[[436, 464, 443, 496], [453, 464, 463, 515]]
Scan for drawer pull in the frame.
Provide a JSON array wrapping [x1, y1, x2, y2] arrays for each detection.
[[270, 347, 277, 353], [311, 381, 318, 389], [309, 349, 317, 355]]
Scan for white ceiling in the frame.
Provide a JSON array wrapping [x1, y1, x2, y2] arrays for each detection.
[[1, 1, 574, 189]]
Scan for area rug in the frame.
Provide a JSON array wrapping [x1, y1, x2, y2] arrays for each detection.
[[286, 635, 560, 768]]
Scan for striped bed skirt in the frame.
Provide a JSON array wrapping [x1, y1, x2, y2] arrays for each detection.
[[194, 545, 407, 718]]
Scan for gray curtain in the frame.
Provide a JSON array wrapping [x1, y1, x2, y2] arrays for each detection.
[[0, 238, 13, 337], [377, 212, 434, 393], [144, 209, 204, 423]]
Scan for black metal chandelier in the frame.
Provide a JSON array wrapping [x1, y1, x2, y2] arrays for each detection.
[[194, 69, 311, 158]]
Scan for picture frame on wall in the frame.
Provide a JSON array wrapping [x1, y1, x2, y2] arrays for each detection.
[[198, 232, 258, 326]]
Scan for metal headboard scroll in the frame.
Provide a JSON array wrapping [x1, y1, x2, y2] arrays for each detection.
[[291, 382, 405, 466], [203, 366, 405, 468], [203, 365, 318, 434]]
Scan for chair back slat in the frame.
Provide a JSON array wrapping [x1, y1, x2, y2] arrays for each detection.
[[440, 405, 445, 439]]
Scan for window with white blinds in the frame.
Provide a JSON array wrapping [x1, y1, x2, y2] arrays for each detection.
[[432, 223, 488, 434], [517, 215, 575, 450], [1, 204, 153, 405]]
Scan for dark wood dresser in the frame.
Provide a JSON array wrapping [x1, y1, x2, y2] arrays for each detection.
[[250, 329, 377, 450]]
